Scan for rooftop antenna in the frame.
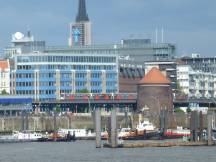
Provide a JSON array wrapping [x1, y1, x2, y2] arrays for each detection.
[[155, 28, 158, 43], [161, 28, 164, 43], [27, 25, 31, 38]]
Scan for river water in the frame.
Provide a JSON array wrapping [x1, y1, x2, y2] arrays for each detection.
[[0, 141, 216, 162]]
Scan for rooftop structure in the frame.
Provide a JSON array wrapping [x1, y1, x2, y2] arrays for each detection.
[[4, 31, 45, 59], [49, 39, 176, 63], [144, 61, 177, 92], [139, 67, 171, 85], [76, 0, 89, 22], [0, 60, 9, 71], [69, 0, 91, 47], [179, 54, 216, 73], [137, 67, 173, 113]]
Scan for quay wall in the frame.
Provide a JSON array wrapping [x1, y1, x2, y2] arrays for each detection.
[[0, 114, 127, 132], [0, 113, 208, 132]]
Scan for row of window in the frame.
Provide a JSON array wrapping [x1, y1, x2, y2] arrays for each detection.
[[15, 73, 116, 79], [16, 89, 117, 95], [17, 65, 116, 71], [17, 56, 116, 63], [16, 81, 116, 87]]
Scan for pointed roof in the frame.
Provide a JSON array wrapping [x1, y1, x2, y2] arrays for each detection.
[[138, 67, 171, 85], [76, 0, 89, 22], [0, 60, 9, 71]]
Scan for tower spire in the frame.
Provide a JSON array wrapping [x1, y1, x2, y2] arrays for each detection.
[[76, 0, 89, 22]]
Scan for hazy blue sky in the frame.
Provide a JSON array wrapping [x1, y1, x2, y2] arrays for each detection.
[[0, 0, 215, 57]]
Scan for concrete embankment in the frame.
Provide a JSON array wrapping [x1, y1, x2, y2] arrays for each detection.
[[0, 113, 208, 133], [0, 113, 133, 132], [104, 141, 214, 148]]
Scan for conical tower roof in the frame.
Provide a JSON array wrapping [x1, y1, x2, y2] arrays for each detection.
[[138, 67, 171, 85], [76, 0, 89, 22]]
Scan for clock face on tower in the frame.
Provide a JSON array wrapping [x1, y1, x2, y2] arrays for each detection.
[[72, 28, 81, 43]]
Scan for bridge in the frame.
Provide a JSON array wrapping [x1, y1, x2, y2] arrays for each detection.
[[32, 93, 216, 112], [33, 93, 137, 112]]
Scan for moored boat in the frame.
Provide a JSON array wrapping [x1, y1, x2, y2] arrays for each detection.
[[58, 128, 95, 140], [118, 120, 161, 140], [163, 126, 191, 139], [0, 131, 43, 143]]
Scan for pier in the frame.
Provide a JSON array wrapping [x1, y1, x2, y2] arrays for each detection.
[[101, 108, 216, 148], [104, 141, 215, 148]]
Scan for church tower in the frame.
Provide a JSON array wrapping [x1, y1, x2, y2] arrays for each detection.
[[69, 0, 92, 47]]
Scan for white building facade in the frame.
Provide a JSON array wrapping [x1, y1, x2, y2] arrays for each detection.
[[0, 60, 10, 94], [177, 65, 216, 98]]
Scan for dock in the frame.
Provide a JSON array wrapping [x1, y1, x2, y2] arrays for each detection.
[[104, 141, 215, 148]]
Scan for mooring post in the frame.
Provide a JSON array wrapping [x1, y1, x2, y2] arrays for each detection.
[[194, 111, 199, 142], [124, 107, 128, 128], [160, 110, 165, 134], [164, 110, 168, 133], [207, 110, 213, 146], [95, 108, 101, 148], [21, 111, 25, 131], [111, 107, 118, 148], [199, 111, 203, 141], [53, 111, 57, 132], [25, 112, 29, 130], [190, 111, 199, 141]]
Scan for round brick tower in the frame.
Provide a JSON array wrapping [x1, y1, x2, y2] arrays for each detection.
[[137, 67, 173, 115]]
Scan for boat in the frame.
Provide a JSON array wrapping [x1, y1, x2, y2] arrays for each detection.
[[212, 128, 216, 141], [118, 127, 132, 139], [136, 120, 156, 132], [0, 131, 43, 143], [163, 126, 191, 139], [38, 131, 75, 142], [58, 128, 95, 140], [118, 120, 161, 140]]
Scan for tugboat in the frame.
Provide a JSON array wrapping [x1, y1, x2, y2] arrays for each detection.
[[118, 120, 161, 140]]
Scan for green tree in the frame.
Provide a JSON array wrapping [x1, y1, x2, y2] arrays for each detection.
[[174, 108, 185, 113], [0, 89, 9, 95], [77, 89, 89, 93], [186, 107, 192, 113], [54, 104, 61, 113]]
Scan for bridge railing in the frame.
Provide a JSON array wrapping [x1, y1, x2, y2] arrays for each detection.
[[60, 93, 137, 101]]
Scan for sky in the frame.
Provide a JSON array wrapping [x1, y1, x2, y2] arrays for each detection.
[[0, 0, 216, 57]]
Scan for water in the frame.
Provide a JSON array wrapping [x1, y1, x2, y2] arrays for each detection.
[[0, 141, 216, 162]]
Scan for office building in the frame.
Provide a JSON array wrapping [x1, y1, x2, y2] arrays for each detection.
[[11, 53, 118, 101], [180, 54, 216, 73], [177, 65, 216, 98], [4, 31, 45, 59]]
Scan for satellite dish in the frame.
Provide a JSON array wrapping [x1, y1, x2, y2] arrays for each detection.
[[14, 32, 24, 40]]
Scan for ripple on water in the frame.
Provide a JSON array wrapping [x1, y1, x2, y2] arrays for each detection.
[[0, 141, 216, 162]]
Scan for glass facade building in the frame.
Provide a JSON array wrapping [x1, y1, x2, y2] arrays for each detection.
[[11, 53, 118, 101], [46, 40, 176, 63]]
